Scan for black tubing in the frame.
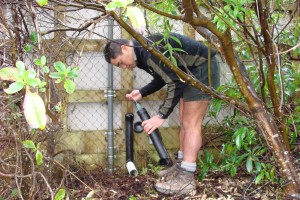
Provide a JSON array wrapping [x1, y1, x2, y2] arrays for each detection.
[[136, 107, 173, 166], [125, 113, 134, 162]]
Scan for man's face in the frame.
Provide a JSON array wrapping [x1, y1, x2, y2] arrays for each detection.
[[110, 45, 136, 69]]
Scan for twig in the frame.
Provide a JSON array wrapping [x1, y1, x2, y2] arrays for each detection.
[[36, 172, 54, 200], [52, 158, 101, 198]]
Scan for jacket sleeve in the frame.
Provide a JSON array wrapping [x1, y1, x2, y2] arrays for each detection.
[[139, 76, 165, 97], [157, 78, 185, 119]]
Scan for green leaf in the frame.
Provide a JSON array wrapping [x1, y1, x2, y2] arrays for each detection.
[[4, 82, 24, 94], [37, 80, 47, 88], [270, 167, 275, 180], [0, 67, 19, 81], [254, 161, 262, 172], [106, 0, 134, 10], [16, 61, 26, 76], [36, 0, 48, 6], [198, 166, 209, 181], [230, 166, 237, 176], [53, 61, 66, 72], [67, 67, 79, 78], [106, 3, 117, 10], [64, 79, 75, 94], [40, 56, 46, 66], [236, 134, 241, 150], [36, 149, 43, 165], [169, 36, 182, 47], [126, 6, 146, 34], [30, 32, 38, 44], [26, 78, 39, 88], [49, 72, 64, 79], [22, 140, 36, 149], [10, 188, 18, 197], [23, 90, 47, 130], [246, 156, 253, 173], [24, 44, 34, 52], [55, 188, 66, 200], [42, 66, 49, 73], [255, 172, 264, 184], [34, 58, 41, 66]]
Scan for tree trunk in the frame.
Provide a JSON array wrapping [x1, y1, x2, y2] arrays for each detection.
[[254, 108, 300, 196]]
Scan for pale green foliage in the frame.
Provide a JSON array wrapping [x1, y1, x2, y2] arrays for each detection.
[[0, 56, 78, 129], [125, 6, 146, 34], [36, 0, 48, 6], [106, 0, 146, 34], [212, 0, 255, 32], [147, 0, 179, 31], [24, 32, 38, 52], [106, 0, 134, 10], [22, 140, 43, 165], [23, 89, 47, 130], [49, 61, 79, 94], [54, 188, 66, 200], [1, 61, 44, 94]]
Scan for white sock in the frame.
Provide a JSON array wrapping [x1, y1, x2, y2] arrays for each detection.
[[177, 150, 184, 159], [181, 161, 196, 173]]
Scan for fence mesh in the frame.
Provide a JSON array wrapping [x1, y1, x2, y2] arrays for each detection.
[[0, 2, 230, 175]]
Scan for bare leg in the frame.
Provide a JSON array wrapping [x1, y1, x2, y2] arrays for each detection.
[[181, 100, 210, 163], [179, 99, 185, 153]]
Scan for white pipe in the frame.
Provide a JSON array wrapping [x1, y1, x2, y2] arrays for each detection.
[[126, 161, 138, 176]]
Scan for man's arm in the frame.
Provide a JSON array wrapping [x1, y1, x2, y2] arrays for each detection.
[[139, 76, 165, 97]]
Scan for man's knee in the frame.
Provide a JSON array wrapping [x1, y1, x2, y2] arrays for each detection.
[[181, 119, 196, 130]]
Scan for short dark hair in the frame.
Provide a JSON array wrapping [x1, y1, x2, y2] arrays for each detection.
[[103, 39, 130, 63]]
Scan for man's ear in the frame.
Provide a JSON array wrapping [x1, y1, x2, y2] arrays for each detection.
[[121, 45, 130, 53]]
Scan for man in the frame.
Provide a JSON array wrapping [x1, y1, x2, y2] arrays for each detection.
[[104, 32, 220, 195]]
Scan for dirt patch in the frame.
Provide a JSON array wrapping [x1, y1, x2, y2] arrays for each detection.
[[66, 167, 282, 199]]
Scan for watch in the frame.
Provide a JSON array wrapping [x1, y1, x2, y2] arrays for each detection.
[[158, 113, 166, 119]]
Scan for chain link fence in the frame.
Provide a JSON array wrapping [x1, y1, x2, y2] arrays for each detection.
[[1, 3, 231, 175]]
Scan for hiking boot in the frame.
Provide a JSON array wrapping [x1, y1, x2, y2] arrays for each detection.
[[157, 151, 183, 179], [155, 165, 196, 195], [157, 162, 180, 179]]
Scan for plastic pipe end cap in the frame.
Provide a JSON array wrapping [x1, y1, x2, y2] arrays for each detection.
[[133, 121, 143, 133]]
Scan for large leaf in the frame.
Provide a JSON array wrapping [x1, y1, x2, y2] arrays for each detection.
[[0, 67, 19, 81], [4, 82, 25, 94], [246, 155, 253, 173], [23, 90, 47, 130], [53, 61, 66, 72], [126, 6, 146, 35], [22, 140, 36, 149], [64, 79, 75, 94]]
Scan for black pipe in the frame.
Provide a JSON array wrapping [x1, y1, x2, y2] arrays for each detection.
[[125, 113, 134, 162], [125, 113, 138, 176], [135, 102, 173, 166]]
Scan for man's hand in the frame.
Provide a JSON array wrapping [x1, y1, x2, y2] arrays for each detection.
[[142, 115, 165, 134], [126, 90, 142, 102]]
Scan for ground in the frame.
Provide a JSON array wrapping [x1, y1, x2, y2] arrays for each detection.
[[67, 167, 282, 200]]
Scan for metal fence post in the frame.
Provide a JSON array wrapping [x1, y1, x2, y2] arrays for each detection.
[[107, 18, 115, 174]]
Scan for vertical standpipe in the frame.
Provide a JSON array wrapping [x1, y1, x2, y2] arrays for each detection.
[[125, 113, 138, 176], [135, 102, 173, 166], [107, 18, 114, 174]]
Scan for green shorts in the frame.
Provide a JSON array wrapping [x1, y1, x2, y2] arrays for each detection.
[[183, 56, 220, 101]]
